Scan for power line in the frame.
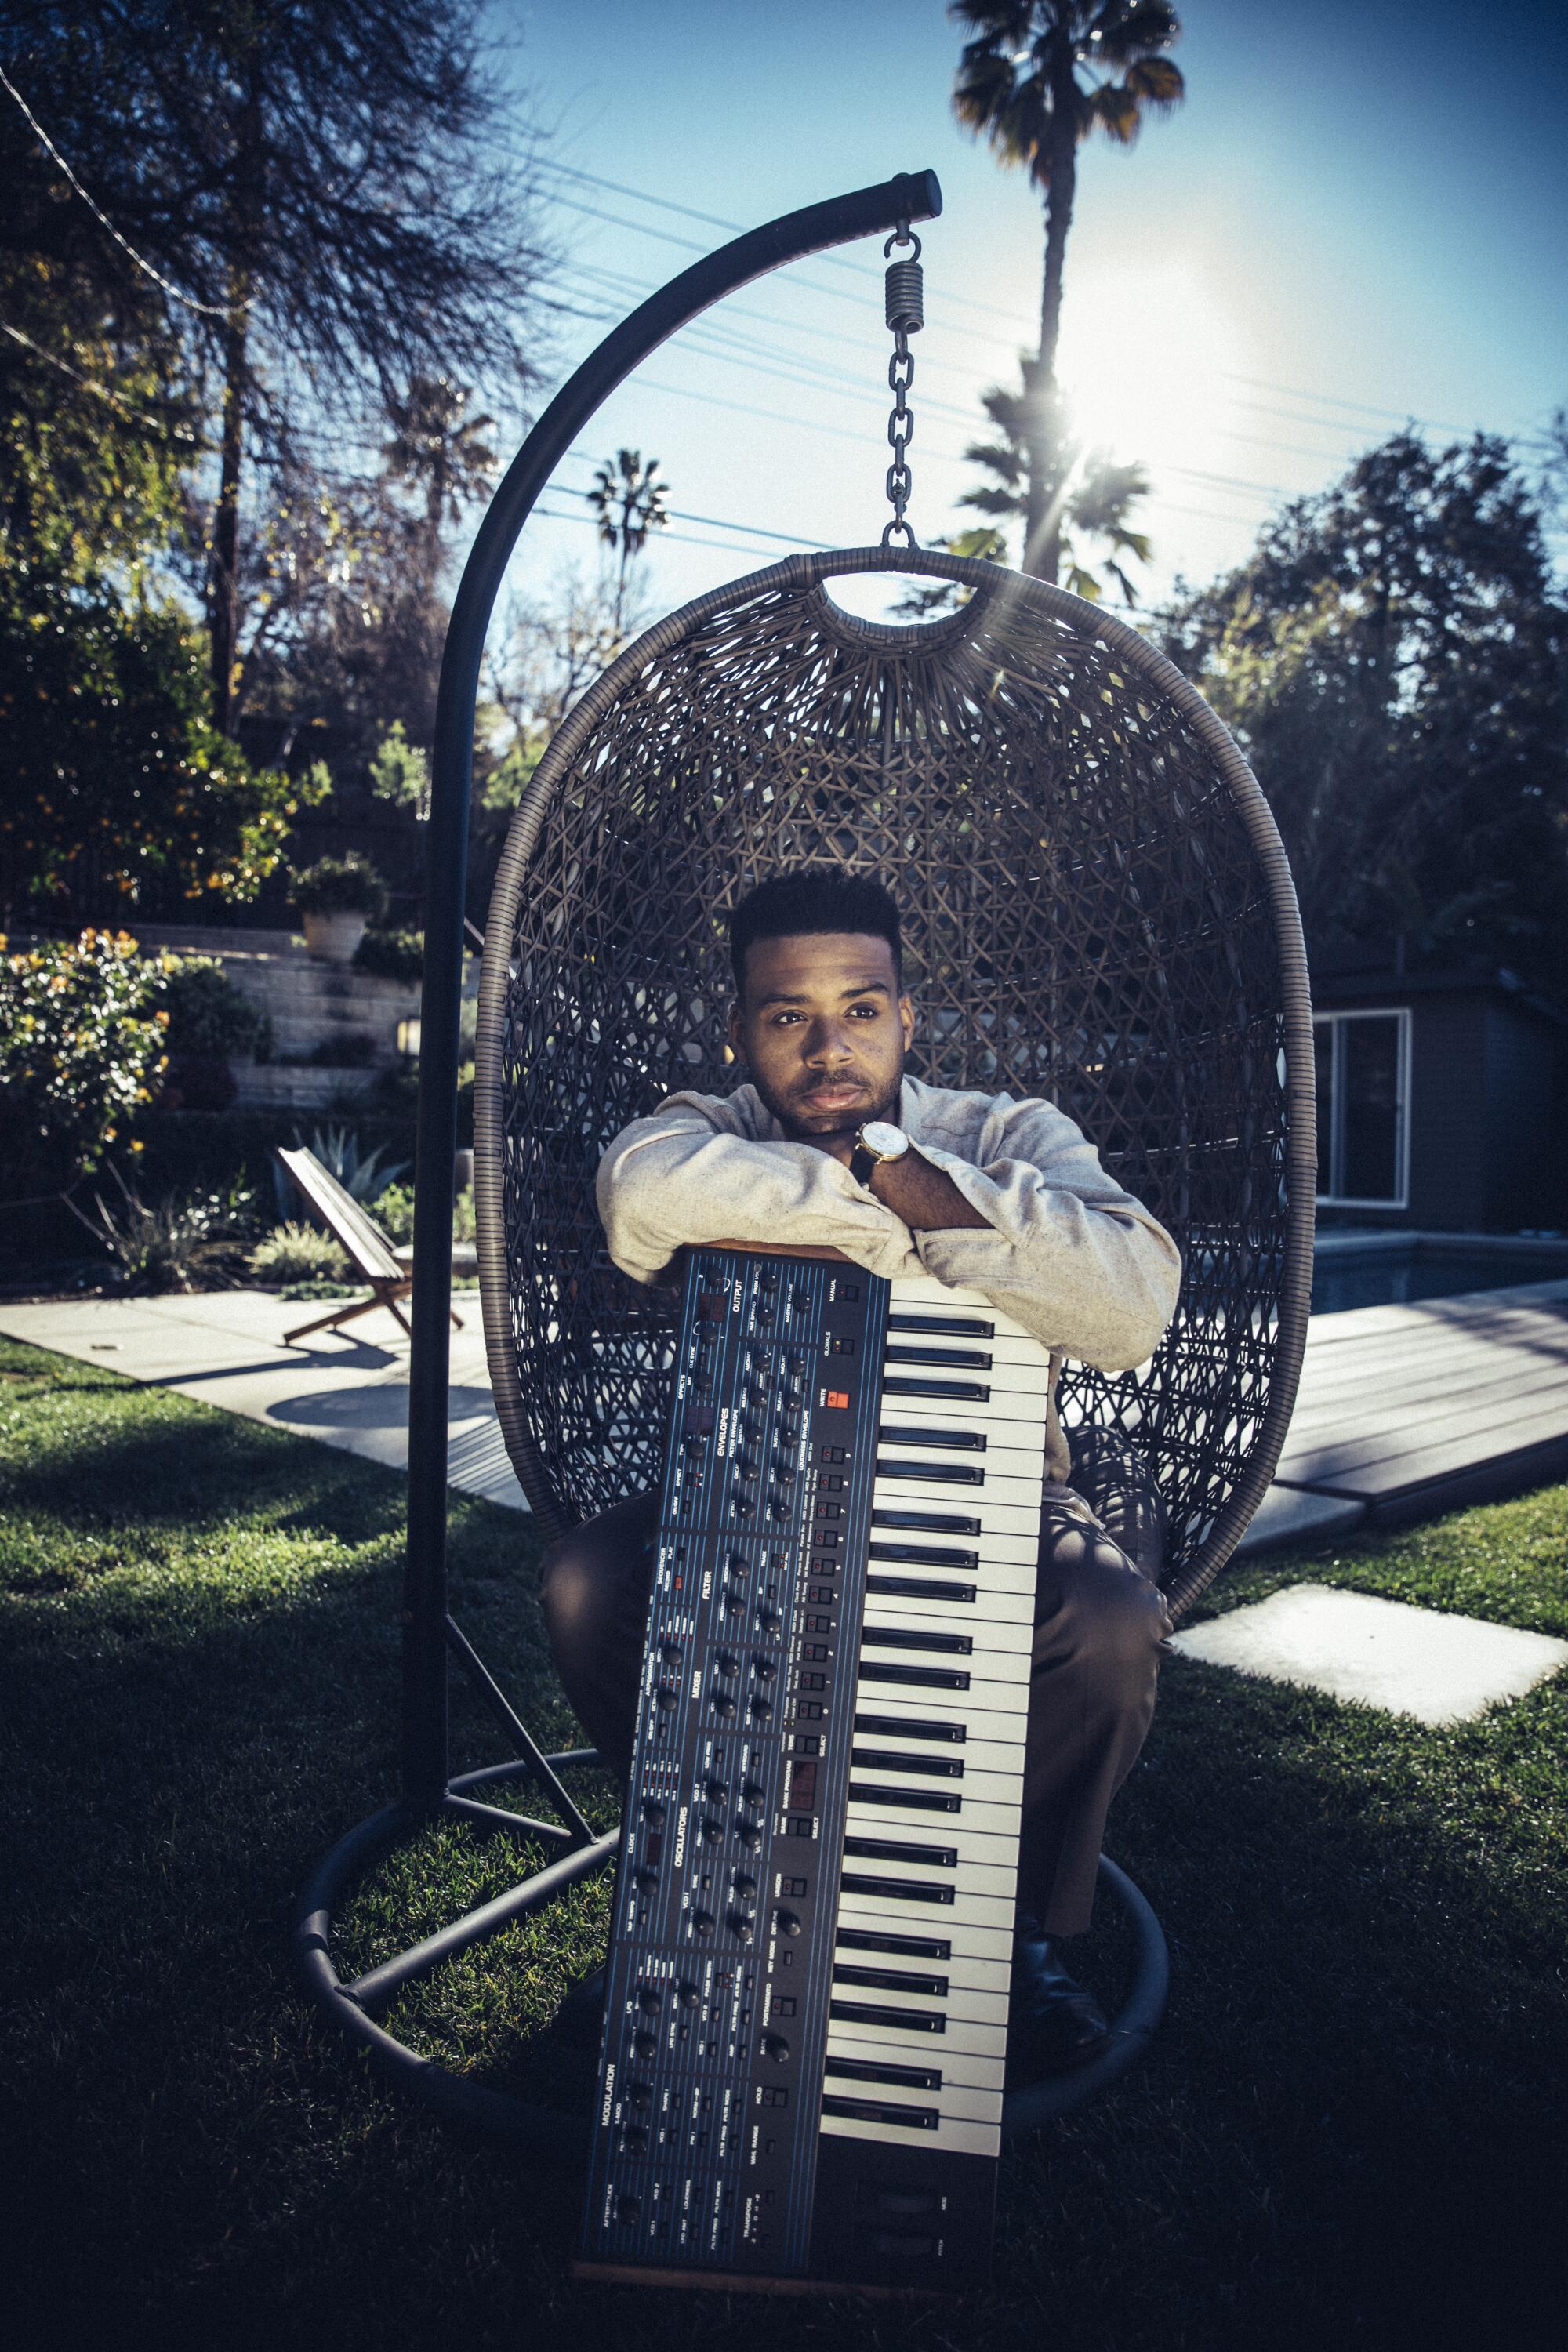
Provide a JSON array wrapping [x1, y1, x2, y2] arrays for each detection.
[[540, 157, 1548, 448], [0, 63, 237, 321]]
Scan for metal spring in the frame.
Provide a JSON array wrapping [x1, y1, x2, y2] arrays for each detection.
[[884, 256, 924, 337]]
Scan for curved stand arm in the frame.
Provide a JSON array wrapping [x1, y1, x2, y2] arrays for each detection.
[[401, 169, 944, 1806]]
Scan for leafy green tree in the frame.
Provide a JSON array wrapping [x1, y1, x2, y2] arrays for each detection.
[[0, 931, 170, 1196], [1162, 433, 1568, 997], [950, 1, 1184, 581], [2, 1, 548, 730]]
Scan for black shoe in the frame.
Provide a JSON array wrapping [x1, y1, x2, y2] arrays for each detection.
[[1007, 1913, 1115, 2080], [554, 1964, 607, 2049]]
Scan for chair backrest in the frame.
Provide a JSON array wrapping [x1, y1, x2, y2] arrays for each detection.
[[278, 1147, 404, 1284], [473, 550, 1314, 1614]]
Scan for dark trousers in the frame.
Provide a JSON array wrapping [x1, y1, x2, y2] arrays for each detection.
[[540, 1437, 1170, 1936]]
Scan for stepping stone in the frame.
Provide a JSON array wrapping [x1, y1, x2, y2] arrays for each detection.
[[1170, 1582, 1568, 1726]]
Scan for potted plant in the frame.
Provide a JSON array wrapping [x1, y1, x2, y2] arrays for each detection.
[[290, 854, 387, 964]]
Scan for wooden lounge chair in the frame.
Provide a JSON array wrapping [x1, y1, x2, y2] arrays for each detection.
[[277, 1145, 463, 1345]]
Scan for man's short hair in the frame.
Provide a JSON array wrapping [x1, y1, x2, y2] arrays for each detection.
[[729, 869, 902, 998]]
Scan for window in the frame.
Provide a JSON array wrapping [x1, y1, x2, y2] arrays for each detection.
[[1314, 1010, 1410, 1208]]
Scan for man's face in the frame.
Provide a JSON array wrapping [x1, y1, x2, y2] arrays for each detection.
[[728, 930, 914, 1151]]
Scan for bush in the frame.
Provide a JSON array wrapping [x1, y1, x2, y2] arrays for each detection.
[[71, 1169, 259, 1294], [247, 1223, 350, 1286], [159, 958, 271, 1060], [370, 1182, 474, 1247], [353, 926, 423, 982], [290, 853, 387, 920], [0, 930, 169, 1196]]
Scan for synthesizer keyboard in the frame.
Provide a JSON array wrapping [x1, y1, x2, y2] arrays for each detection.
[[572, 1245, 1050, 2295]]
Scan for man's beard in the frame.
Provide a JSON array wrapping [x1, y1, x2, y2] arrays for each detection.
[[749, 1058, 903, 1143]]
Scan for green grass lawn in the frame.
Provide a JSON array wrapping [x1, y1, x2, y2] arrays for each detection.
[[3, 1334, 1565, 2352]]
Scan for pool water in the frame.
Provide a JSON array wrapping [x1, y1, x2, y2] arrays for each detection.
[[1312, 1245, 1568, 1317]]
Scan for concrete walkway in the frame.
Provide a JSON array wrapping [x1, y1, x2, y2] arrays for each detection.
[[0, 1287, 524, 1511], [4, 1278, 1567, 1552]]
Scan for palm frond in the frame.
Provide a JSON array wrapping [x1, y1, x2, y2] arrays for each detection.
[[958, 485, 1027, 519], [961, 437, 1026, 485], [1125, 56, 1185, 106], [1086, 82, 1142, 142]]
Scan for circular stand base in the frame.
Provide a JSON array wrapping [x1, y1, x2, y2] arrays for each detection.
[[296, 1770, 1168, 2151]]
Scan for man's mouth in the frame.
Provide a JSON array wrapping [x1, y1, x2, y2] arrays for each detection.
[[797, 1080, 865, 1111]]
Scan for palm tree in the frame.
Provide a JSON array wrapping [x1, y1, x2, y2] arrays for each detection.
[[588, 448, 670, 635], [950, 1, 1184, 582], [957, 370, 1152, 601], [383, 375, 498, 589]]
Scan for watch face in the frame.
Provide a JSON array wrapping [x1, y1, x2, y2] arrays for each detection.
[[860, 1120, 908, 1159]]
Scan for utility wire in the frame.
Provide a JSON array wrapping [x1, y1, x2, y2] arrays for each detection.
[[0, 63, 238, 321]]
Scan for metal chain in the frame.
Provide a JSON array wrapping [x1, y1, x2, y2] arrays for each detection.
[[880, 227, 924, 549]]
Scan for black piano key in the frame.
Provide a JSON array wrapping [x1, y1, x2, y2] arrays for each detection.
[[867, 1541, 980, 1566], [854, 1711, 967, 1743], [847, 1783, 963, 1814], [874, 1459, 985, 1485], [871, 1508, 982, 1534], [851, 1748, 964, 1779], [866, 1575, 976, 1602], [877, 1424, 987, 1451], [861, 1626, 973, 1654], [884, 1345, 993, 1368], [833, 1963, 950, 1997], [837, 1927, 952, 1959], [842, 1835, 958, 1867], [882, 1377, 991, 1402], [820, 2096, 939, 2131], [837, 1871, 956, 1903], [858, 1662, 971, 1690], [886, 1312, 996, 1338], [824, 2054, 943, 2089], [830, 1998, 947, 2034]]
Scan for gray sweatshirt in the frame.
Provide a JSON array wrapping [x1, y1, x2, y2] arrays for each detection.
[[596, 1071, 1182, 1483]]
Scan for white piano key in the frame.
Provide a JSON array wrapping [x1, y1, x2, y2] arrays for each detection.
[[849, 1683, 1030, 1734], [860, 1571, 1044, 1628], [826, 2031, 1010, 2091], [826, 2007, 1010, 2063], [867, 1494, 1045, 1543], [822, 2065, 1004, 2122], [871, 1472, 1046, 1520], [876, 1400, 1051, 1454], [836, 1876, 1018, 1933], [818, 2107, 1001, 2159], [860, 1599, 1044, 1656], [833, 1911, 1015, 1970], [838, 1845, 1017, 1901], [830, 1950, 1014, 2001], [846, 1781, 1021, 1830]]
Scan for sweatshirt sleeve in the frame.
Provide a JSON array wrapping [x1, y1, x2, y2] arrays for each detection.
[[908, 1094, 1182, 1371], [597, 1097, 921, 1287]]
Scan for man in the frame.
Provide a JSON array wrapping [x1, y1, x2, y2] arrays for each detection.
[[543, 869, 1181, 2074]]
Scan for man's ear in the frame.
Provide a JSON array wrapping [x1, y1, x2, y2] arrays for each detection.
[[727, 998, 746, 1064], [899, 992, 916, 1053]]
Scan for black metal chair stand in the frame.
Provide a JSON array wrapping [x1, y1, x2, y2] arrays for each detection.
[[292, 167, 1309, 2165]]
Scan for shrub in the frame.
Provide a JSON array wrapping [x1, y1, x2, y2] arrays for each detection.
[[290, 853, 387, 920], [368, 1182, 474, 1247], [71, 1169, 256, 1294], [247, 1223, 350, 1286], [296, 1124, 409, 1202], [308, 1032, 376, 1068], [353, 926, 423, 982], [0, 930, 169, 1196], [159, 958, 271, 1060]]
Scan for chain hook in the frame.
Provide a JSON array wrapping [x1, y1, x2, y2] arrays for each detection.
[[880, 222, 924, 549]]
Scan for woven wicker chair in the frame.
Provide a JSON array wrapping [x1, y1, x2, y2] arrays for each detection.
[[474, 546, 1314, 1621]]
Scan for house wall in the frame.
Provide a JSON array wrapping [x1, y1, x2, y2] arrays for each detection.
[[1405, 994, 1490, 1230], [1483, 1005, 1566, 1229]]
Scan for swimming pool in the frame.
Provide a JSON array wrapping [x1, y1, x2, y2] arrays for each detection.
[[1311, 1235, 1568, 1316]]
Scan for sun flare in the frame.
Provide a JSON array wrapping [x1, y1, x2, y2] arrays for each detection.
[[1055, 265, 1239, 479]]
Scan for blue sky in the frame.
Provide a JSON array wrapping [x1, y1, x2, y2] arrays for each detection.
[[488, 0, 1567, 622]]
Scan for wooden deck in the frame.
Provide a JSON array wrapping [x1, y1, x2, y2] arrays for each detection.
[[1274, 1279, 1568, 1523]]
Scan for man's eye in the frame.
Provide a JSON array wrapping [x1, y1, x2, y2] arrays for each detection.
[[849, 1004, 880, 1018]]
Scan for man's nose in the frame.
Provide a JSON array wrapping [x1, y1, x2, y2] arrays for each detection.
[[804, 1020, 853, 1065]]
